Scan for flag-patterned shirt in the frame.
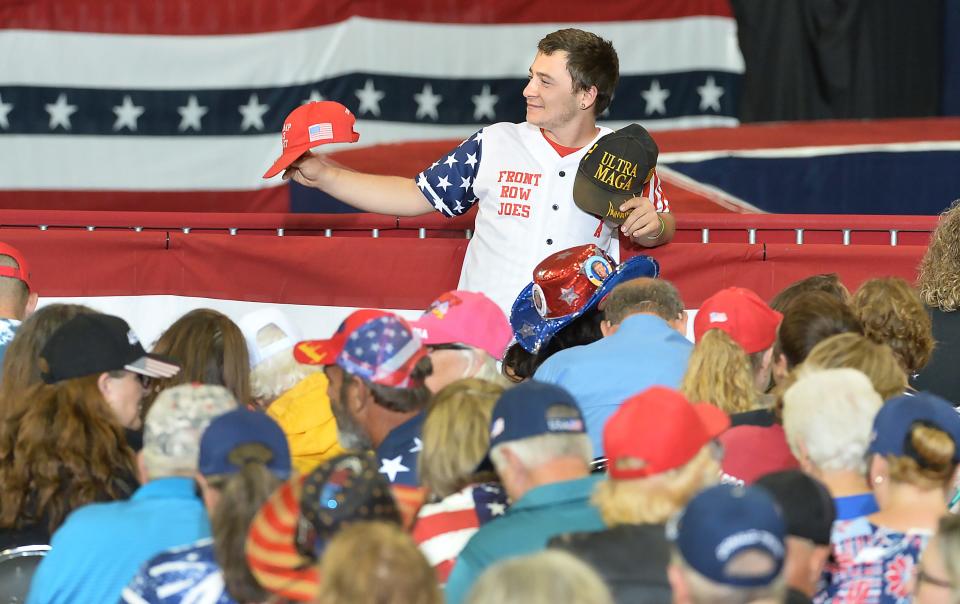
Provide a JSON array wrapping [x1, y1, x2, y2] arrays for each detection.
[[121, 538, 234, 604], [815, 517, 930, 604], [412, 482, 509, 584]]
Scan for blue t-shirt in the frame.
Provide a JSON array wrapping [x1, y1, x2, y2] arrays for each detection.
[[122, 538, 234, 604], [534, 314, 693, 456], [27, 478, 210, 604]]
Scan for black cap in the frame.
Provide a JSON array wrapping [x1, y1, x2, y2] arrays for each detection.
[[573, 123, 659, 224], [39, 313, 181, 383], [754, 470, 836, 546]]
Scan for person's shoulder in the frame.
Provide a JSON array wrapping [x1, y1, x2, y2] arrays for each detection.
[[56, 498, 123, 529], [146, 537, 215, 566]]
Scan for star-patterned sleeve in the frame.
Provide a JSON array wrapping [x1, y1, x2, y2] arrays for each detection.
[[414, 129, 483, 217]]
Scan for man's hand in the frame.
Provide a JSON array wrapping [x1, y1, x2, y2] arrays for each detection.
[[282, 151, 333, 188], [618, 196, 674, 247], [619, 196, 660, 238]]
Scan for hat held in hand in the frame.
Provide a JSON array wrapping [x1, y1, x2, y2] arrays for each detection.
[[263, 101, 360, 179], [573, 123, 659, 224]]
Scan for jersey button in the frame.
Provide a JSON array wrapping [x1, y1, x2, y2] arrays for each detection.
[[546, 238, 554, 245], [558, 171, 566, 177], [552, 204, 559, 211]]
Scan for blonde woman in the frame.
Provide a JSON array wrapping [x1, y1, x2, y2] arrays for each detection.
[[466, 550, 613, 604], [551, 387, 727, 604], [681, 287, 781, 417], [804, 333, 908, 399], [316, 521, 441, 604], [412, 379, 508, 584]]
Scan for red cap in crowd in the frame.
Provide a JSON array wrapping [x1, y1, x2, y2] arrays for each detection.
[[0, 242, 32, 292], [294, 309, 426, 388], [694, 287, 782, 354], [604, 386, 729, 480], [263, 101, 360, 179]]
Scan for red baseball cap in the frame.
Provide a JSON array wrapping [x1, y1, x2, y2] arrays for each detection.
[[262, 101, 360, 179], [410, 291, 512, 360], [604, 386, 729, 480], [293, 309, 427, 388], [0, 242, 32, 292], [719, 425, 800, 485], [694, 287, 782, 354]]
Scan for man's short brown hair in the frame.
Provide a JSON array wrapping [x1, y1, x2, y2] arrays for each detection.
[[601, 278, 683, 325], [538, 28, 620, 116]]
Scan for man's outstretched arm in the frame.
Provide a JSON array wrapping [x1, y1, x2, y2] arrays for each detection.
[[283, 152, 435, 217]]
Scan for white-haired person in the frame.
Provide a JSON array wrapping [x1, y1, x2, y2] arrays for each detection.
[[782, 368, 883, 523], [238, 307, 344, 474], [551, 386, 728, 604], [668, 483, 788, 604], [816, 392, 960, 603], [443, 381, 604, 604], [410, 291, 513, 392]]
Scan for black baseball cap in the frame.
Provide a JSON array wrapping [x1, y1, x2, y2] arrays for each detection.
[[573, 123, 659, 224], [40, 313, 181, 384], [754, 470, 836, 546]]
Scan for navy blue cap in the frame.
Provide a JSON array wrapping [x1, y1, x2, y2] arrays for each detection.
[[198, 409, 292, 479], [867, 392, 960, 463], [668, 484, 786, 588], [488, 381, 585, 450]]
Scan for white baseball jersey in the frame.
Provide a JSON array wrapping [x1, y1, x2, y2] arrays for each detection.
[[416, 121, 670, 313]]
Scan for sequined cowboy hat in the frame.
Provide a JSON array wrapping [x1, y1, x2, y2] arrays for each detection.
[[509, 245, 660, 353]]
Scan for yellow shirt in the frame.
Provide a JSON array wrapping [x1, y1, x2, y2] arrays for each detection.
[[266, 372, 345, 474]]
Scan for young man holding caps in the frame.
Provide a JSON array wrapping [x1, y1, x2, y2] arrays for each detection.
[[277, 30, 674, 312]]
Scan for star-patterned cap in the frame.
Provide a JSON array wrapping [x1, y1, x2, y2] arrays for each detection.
[[510, 246, 660, 353], [245, 451, 402, 602], [263, 101, 360, 179], [293, 309, 427, 388]]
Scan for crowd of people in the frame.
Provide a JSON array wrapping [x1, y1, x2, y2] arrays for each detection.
[[0, 197, 954, 603], [1, 25, 959, 604]]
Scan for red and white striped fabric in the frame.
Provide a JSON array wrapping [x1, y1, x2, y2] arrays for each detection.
[[411, 482, 509, 584]]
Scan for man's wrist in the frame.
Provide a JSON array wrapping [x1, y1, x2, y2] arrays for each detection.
[[646, 214, 666, 240]]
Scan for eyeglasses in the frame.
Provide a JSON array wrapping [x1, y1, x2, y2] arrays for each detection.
[[426, 343, 471, 352], [917, 567, 954, 589]]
